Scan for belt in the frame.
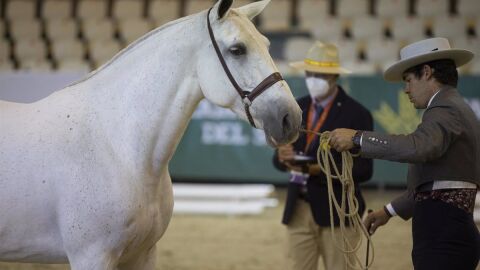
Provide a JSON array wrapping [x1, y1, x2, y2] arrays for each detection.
[[416, 180, 477, 192], [415, 189, 477, 214]]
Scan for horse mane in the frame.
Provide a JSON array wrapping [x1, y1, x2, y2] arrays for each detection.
[[69, 13, 201, 87]]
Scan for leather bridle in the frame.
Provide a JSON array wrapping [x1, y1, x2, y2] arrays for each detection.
[[206, 8, 284, 128]]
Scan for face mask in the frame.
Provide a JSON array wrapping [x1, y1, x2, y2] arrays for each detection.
[[306, 77, 330, 99]]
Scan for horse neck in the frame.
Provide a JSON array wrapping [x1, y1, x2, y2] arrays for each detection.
[[78, 14, 206, 176]]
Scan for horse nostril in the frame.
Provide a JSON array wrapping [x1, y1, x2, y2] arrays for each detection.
[[282, 113, 291, 133]]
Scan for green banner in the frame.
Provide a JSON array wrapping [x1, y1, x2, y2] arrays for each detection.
[[171, 75, 480, 186]]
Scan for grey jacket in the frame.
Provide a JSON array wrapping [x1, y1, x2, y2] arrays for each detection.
[[360, 86, 480, 220]]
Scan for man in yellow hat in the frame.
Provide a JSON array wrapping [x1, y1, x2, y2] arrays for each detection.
[[272, 41, 373, 270], [329, 37, 479, 269]]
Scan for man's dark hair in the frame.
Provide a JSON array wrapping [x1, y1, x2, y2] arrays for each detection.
[[403, 59, 458, 87]]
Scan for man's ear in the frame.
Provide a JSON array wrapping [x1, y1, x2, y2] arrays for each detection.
[[423, 65, 434, 80]]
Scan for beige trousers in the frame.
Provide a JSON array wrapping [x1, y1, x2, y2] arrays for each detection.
[[286, 199, 361, 270]]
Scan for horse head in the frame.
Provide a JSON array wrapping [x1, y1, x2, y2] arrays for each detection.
[[196, 0, 301, 147]]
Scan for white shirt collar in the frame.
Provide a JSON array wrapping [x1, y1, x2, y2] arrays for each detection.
[[427, 89, 441, 108]]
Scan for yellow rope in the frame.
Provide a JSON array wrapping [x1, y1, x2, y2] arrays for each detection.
[[301, 129, 374, 270]]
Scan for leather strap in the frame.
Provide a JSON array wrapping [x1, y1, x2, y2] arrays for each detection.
[[206, 8, 284, 128]]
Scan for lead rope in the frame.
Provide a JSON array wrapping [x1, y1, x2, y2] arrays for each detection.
[[300, 129, 374, 270]]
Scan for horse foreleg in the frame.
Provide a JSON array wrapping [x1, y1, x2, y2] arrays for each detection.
[[118, 245, 157, 270]]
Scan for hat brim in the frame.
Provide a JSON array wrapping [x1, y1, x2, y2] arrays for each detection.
[[383, 49, 474, 82], [289, 61, 351, 74]]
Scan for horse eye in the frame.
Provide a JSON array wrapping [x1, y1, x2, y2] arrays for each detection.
[[229, 45, 247, 56]]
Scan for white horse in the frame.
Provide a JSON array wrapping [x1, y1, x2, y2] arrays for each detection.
[[0, 0, 301, 269]]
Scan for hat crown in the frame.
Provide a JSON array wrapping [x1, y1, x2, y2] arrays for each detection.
[[384, 37, 474, 82], [400, 37, 452, 61], [305, 42, 340, 64]]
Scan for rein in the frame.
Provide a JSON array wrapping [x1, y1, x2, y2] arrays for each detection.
[[206, 8, 284, 128], [300, 128, 375, 269]]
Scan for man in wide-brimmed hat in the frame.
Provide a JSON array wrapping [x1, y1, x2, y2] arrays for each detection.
[[272, 41, 373, 270], [329, 37, 480, 269]]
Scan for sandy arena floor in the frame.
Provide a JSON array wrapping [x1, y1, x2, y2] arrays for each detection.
[[0, 189, 447, 270]]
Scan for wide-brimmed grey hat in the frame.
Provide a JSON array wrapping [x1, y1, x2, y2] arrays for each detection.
[[384, 37, 474, 82], [289, 41, 351, 74]]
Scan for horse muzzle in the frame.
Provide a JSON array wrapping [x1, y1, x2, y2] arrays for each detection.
[[263, 101, 302, 147]]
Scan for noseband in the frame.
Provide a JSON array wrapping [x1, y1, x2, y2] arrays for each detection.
[[207, 8, 284, 128]]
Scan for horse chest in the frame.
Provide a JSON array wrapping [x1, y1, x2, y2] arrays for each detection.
[[119, 199, 171, 257], [119, 178, 173, 255]]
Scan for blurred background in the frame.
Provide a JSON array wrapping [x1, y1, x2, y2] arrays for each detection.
[[1, 0, 479, 186], [0, 0, 479, 269]]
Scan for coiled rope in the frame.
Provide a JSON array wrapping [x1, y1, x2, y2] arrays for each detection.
[[300, 128, 374, 270]]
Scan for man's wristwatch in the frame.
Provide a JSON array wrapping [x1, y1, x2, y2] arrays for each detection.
[[352, 130, 363, 148]]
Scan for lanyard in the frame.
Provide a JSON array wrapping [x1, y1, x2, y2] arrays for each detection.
[[304, 100, 334, 152]]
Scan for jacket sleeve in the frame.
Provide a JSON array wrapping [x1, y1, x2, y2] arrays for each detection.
[[391, 189, 415, 220], [360, 106, 463, 163], [351, 108, 374, 183]]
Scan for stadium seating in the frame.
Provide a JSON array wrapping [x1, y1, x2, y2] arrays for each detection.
[[149, 0, 181, 26], [415, 0, 450, 17], [389, 16, 426, 42], [15, 38, 49, 70], [0, 39, 10, 63], [9, 19, 42, 41], [297, 0, 329, 31], [343, 60, 376, 75], [336, 0, 369, 18], [185, 0, 213, 16], [113, 0, 144, 20], [334, 38, 360, 63], [51, 38, 85, 61], [456, 0, 480, 18], [88, 39, 122, 67], [364, 38, 401, 70], [20, 59, 52, 70], [0, 20, 5, 38], [350, 16, 386, 40], [0, 0, 478, 74], [77, 0, 108, 19], [232, 0, 253, 8], [260, 0, 291, 31], [309, 16, 345, 41], [81, 18, 116, 41], [5, 0, 37, 20], [431, 16, 468, 39], [45, 18, 78, 41], [57, 58, 91, 72], [42, 0, 72, 19], [375, 0, 408, 18], [283, 36, 314, 63], [117, 18, 153, 44]]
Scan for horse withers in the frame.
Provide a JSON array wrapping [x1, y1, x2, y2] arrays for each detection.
[[0, 0, 301, 269]]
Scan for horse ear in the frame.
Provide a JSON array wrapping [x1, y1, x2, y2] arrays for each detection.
[[213, 0, 233, 20], [236, 0, 270, 20]]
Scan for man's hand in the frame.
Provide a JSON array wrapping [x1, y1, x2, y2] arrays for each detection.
[[278, 144, 303, 172], [278, 144, 295, 163], [363, 208, 391, 235], [329, 128, 356, 152]]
